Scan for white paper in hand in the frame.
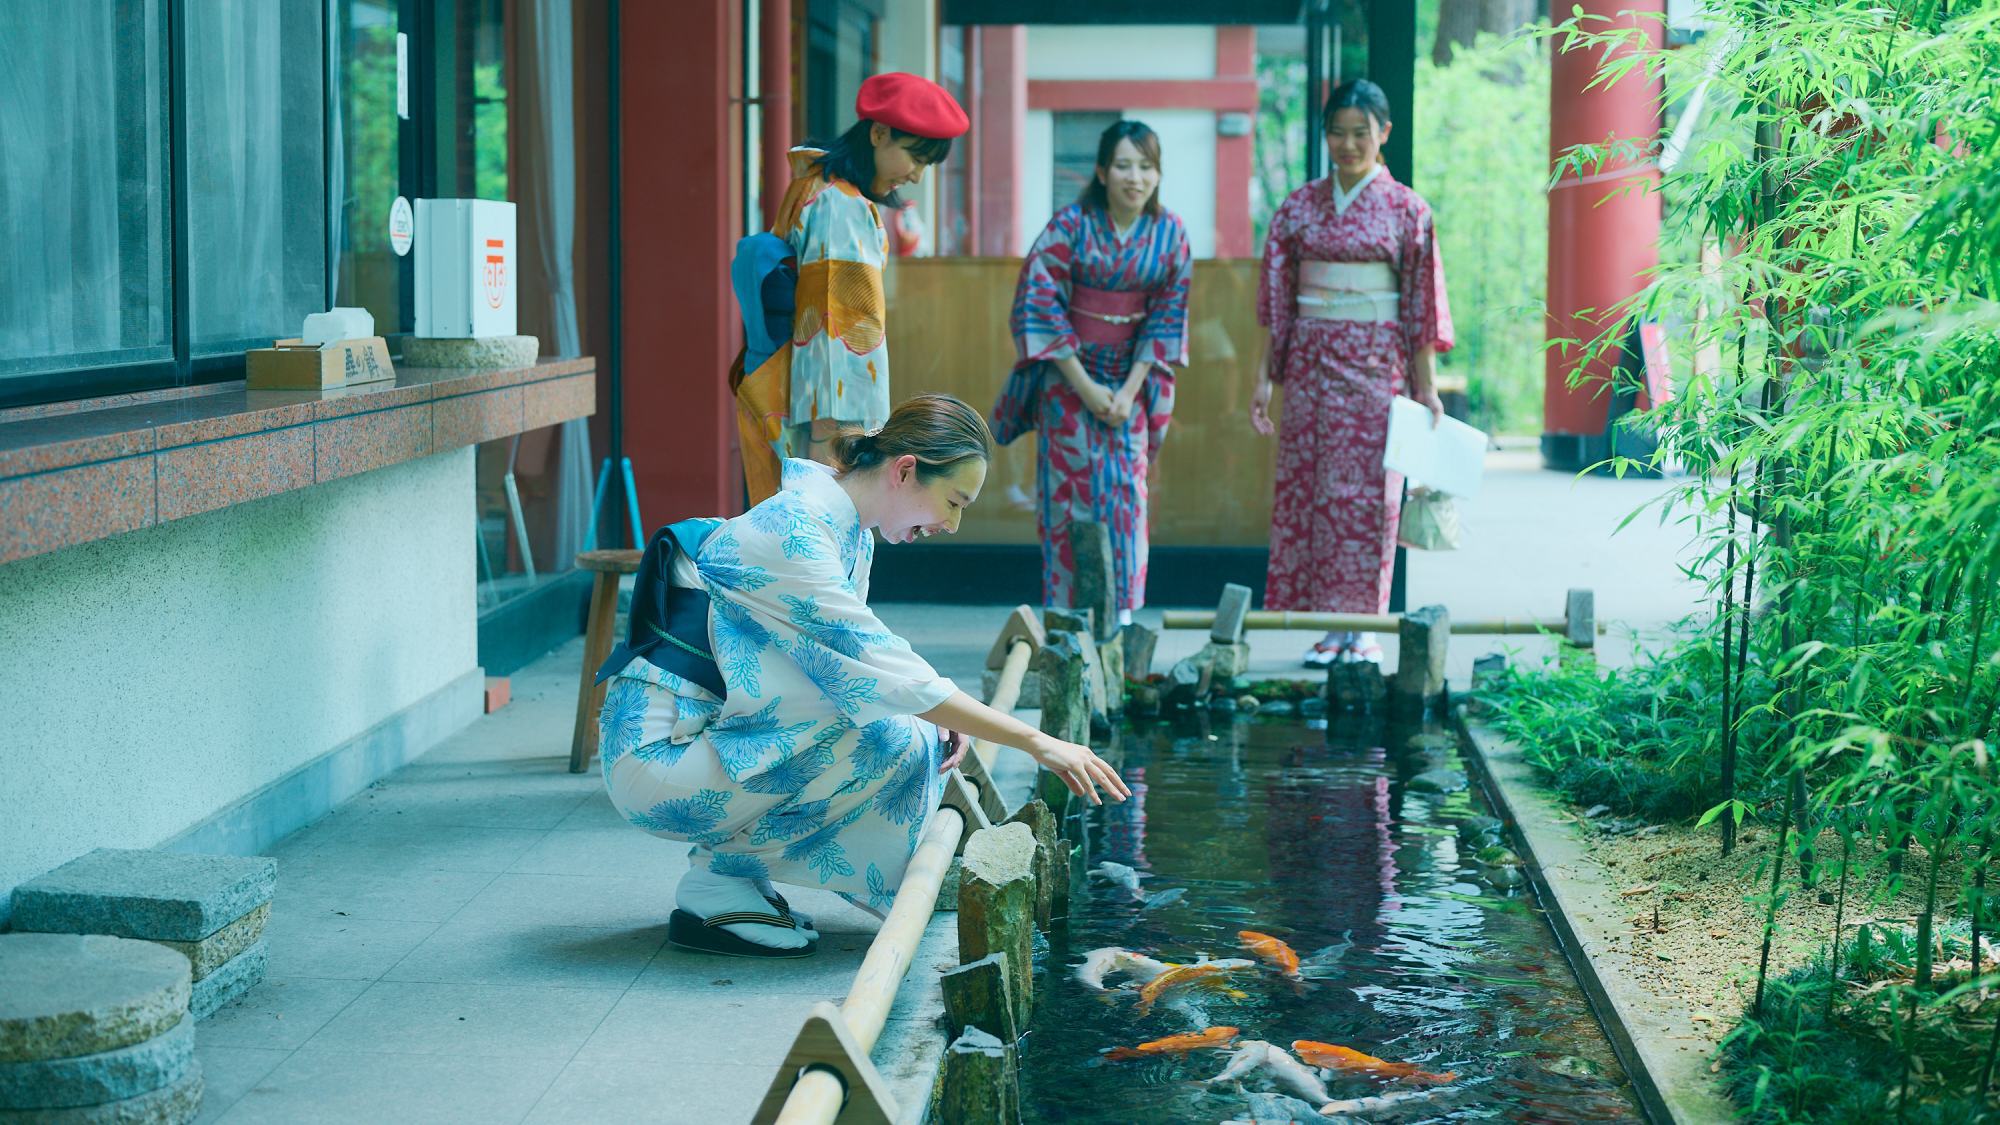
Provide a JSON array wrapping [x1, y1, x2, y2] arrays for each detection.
[[1383, 396, 1489, 500]]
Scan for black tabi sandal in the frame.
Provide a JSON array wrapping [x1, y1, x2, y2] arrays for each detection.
[[667, 908, 818, 958]]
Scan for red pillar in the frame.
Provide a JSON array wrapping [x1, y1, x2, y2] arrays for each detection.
[[621, 0, 742, 521], [975, 26, 1026, 258], [759, 0, 791, 227], [1543, 0, 1662, 469], [1214, 27, 1256, 259]]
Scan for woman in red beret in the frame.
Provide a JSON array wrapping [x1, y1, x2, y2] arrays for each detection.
[[734, 73, 969, 498]]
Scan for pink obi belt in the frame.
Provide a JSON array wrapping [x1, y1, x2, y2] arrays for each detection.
[[1070, 285, 1148, 347]]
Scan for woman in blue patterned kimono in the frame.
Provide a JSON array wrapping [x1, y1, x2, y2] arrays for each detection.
[[599, 395, 1128, 957]]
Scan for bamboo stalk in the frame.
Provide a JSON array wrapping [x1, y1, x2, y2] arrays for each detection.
[[1823, 827, 1853, 1023], [1753, 776, 1797, 1020], [1159, 610, 1598, 636], [1720, 455, 1742, 857]]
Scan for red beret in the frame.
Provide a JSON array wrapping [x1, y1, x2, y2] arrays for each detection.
[[855, 72, 969, 140]]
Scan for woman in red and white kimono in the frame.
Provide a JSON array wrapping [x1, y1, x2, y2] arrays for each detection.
[[1251, 79, 1454, 667]]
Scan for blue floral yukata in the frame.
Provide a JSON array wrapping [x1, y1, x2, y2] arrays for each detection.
[[599, 458, 955, 910]]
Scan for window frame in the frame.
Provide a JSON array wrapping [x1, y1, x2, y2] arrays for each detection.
[[0, 0, 456, 412]]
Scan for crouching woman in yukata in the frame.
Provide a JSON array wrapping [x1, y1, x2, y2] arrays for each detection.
[[597, 395, 1129, 958]]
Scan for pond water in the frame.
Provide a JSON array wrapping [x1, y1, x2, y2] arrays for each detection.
[[1016, 712, 1642, 1124]]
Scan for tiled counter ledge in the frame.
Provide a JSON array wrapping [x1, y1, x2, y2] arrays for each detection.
[[0, 358, 595, 565]]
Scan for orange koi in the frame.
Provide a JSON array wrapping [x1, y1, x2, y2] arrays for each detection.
[[1292, 1040, 1458, 1084], [1102, 1025, 1240, 1061], [1135, 962, 1227, 1016], [1238, 929, 1301, 976]]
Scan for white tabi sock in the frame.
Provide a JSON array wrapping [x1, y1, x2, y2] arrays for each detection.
[[1117, 608, 1133, 628], [676, 866, 809, 949]]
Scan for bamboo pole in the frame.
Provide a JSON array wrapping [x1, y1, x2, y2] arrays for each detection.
[[771, 618, 1036, 1125], [972, 639, 1033, 776], [773, 804, 964, 1125], [1160, 609, 1604, 637]]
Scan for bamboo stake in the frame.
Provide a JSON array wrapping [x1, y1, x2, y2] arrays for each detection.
[[1159, 610, 1601, 637]]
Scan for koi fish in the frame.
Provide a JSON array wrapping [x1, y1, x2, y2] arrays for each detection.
[[1142, 887, 1186, 910], [1319, 1086, 1458, 1115], [1101, 1025, 1239, 1061], [1193, 956, 1256, 971], [1297, 930, 1355, 976], [1292, 1041, 1459, 1084], [1144, 960, 1232, 1012], [1073, 947, 1175, 990], [1091, 861, 1147, 900], [1204, 1040, 1330, 1104], [1238, 930, 1300, 976]]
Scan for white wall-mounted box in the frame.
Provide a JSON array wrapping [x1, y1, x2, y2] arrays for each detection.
[[414, 198, 517, 338]]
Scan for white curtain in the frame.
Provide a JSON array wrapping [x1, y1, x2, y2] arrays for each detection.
[[525, 0, 594, 561], [0, 0, 151, 368], [185, 0, 321, 349], [185, 1, 281, 345]]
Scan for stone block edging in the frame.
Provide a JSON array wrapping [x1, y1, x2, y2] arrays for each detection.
[[1453, 709, 1738, 1125]]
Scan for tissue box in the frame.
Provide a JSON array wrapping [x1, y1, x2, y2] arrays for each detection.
[[415, 198, 517, 339], [244, 337, 396, 390]]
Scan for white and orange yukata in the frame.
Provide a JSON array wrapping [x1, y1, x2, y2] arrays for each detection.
[[732, 148, 892, 504]]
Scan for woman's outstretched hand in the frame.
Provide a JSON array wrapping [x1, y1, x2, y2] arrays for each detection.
[[937, 729, 969, 774], [1250, 377, 1276, 436], [1026, 733, 1131, 806]]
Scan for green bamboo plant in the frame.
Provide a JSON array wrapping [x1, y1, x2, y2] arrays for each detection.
[[1479, 1, 2000, 1117]]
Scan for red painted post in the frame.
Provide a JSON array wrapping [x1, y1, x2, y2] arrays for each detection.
[[620, 0, 743, 521], [1214, 26, 1256, 258], [1543, 0, 1663, 470], [976, 26, 1026, 258], [759, 0, 791, 228]]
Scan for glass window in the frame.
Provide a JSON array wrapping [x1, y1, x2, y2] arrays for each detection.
[[1053, 111, 1120, 213], [186, 0, 325, 353], [0, 0, 170, 377], [805, 0, 880, 141], [439, 0, 508, 201], [936, 26, 971, 256], [331, 0, 404, 335]]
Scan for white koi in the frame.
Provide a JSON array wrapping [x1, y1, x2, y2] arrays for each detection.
[[1204, 1040, 1330, 1105], [1073, 946, 1175, 990], [1090, 861, 1147, 900], [1319, 1086, 1457, 1115]]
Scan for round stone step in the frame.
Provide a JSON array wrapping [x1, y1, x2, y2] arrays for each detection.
[[0, 935, 189, 1065], [0, 1061, 202, 1124], [0, 1018, 192, 1111]]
